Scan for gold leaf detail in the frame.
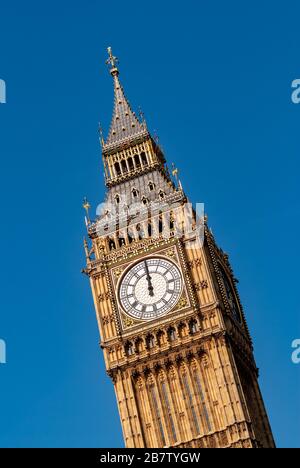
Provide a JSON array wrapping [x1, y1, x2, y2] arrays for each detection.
[[173, 294, 188, 311], [123, 316, 134, 328], [164, 248, 176, 259], [113, 267, 125, 279], [122, 313, 141, 329]]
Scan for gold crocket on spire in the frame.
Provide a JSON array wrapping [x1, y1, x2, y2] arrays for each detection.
[[103, 47, 148, 151]]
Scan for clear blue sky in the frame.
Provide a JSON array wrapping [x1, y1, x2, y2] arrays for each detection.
[[0, 0, 299, 448]]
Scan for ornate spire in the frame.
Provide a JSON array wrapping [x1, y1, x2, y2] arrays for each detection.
[[103, 47, 148, 151]]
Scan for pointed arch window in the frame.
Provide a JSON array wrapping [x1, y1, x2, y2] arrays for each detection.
[[158, 214, 163, 234], [168, 327, 176, 342], [146, 334, 155, 349], [134, 154, 141, 168], [159, 191, 165, 200], [114, 162, 121, 176], [125, 341, 134, 356], [127, 157, 134, 171], [121, 159, 128, 173], [108, 238, 116, 251], [148, 181, 155, 191], [115, 194, 120, 204], [141, 152, 148, 166], [132, 187, 139, 198], [189, 319, 199, 334]]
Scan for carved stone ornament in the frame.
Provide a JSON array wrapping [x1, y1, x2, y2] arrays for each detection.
[[121, 313, 141, 329], [113, 266, 126, 279], [164, 248, 176, 259], [172, 293, 188, 311]]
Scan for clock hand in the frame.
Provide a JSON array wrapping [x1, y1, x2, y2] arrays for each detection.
[[144, 260, 154, 297]]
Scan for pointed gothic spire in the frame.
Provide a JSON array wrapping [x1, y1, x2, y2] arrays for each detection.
[[103, 47, 149, 151]]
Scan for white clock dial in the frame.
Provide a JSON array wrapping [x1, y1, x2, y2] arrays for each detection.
[[118, 257, 183, 321]]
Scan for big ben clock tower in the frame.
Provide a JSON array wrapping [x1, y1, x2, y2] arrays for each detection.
[[83, 48, 275, 448]]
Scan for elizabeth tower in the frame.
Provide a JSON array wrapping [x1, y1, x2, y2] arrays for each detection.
[[83, 48, 275, 448]]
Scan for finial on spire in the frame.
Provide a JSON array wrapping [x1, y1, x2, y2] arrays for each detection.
[[172, 163, 178, 179], [106, 46, 119, 75], [83, 197, 91, 224], [172, 163, 183, 190]]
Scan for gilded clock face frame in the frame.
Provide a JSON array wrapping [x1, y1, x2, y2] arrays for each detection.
[[219, 265, 242, 323], [118, 257, 183, 321]]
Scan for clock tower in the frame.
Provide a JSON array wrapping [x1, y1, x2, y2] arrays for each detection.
[[83, 48, 275, 448]]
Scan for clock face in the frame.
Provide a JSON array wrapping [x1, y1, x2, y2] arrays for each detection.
[[118, 257, 183, 321], [219, 266, 241, 323]]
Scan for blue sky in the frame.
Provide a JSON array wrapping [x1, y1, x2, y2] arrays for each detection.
[[0, 0, 299, 448]]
